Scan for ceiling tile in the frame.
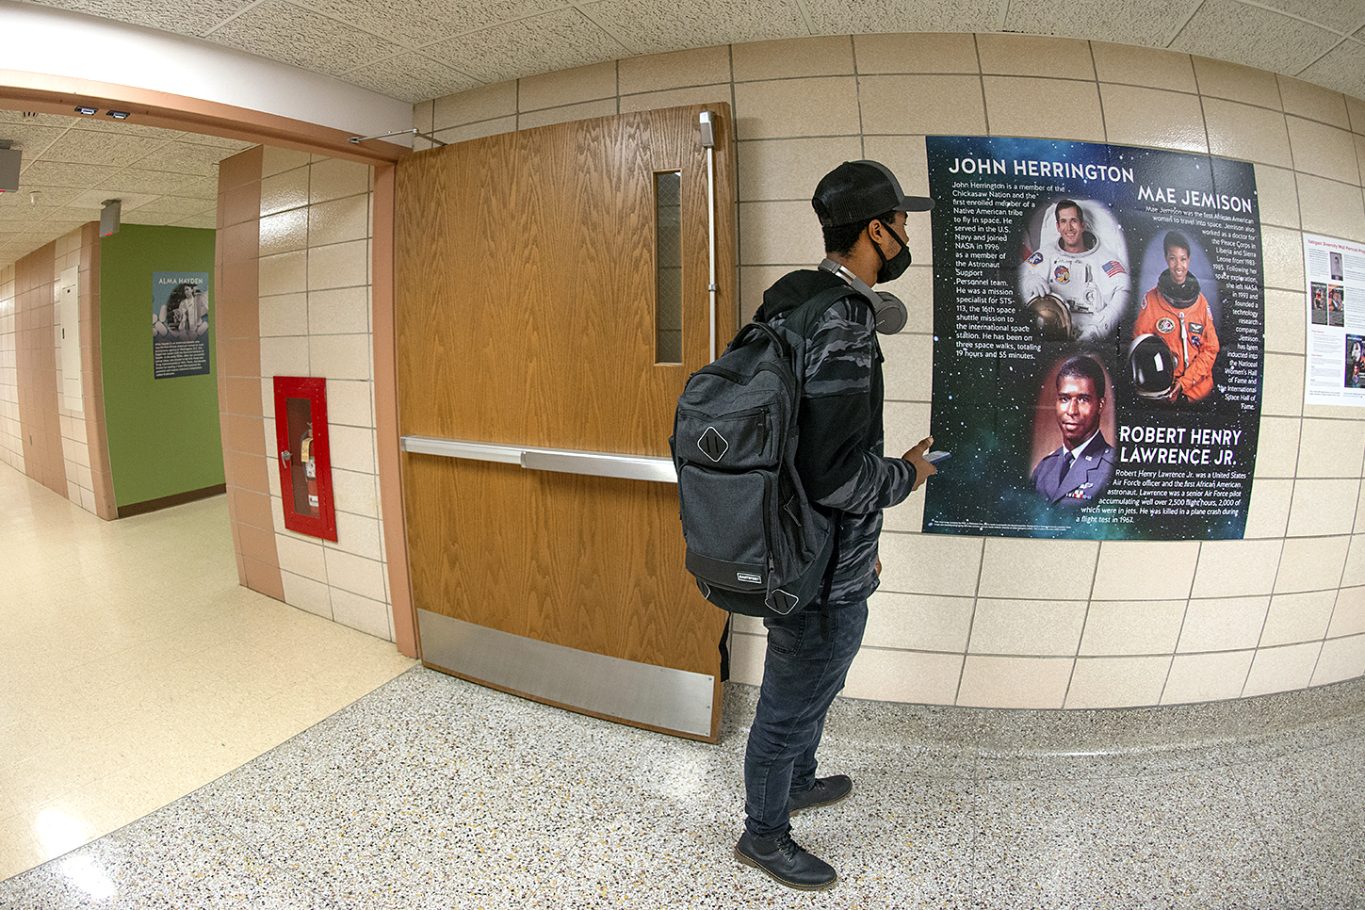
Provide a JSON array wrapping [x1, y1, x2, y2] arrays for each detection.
[[122, 211, 181, 226], [22, 0, 261, 38], [3, 184, 83, 207], [173, 212, 218, 229], [97, 168, 205, 195], [583, 0, 805, 55], [293, 0, 564, 48], [174, 132, 255, 150], [129, 141, 234, 176], [0, 123, 69, 156], [1171, 0, 1340, 74], [162, 176, 221, 200], [124, 195, 214, 217], [1004, 0, 1190, 46], [424, 9, 627, 82], [344, 53, 481, 103], [805, 0, 1001, 35], [1249, 1, 1365, 34], [1297, 40, 1365, 100], [0, 110, 75, 128], [204, 0, 404, 77], [40, 130, 169, 167], [63, 189, 157, 213], [17, 161, 123, 187]]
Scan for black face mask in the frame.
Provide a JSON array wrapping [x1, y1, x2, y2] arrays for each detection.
[[874, 218, 912, 283]]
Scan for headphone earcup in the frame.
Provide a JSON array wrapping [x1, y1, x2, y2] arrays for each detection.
[[872, 291, 908, 335]]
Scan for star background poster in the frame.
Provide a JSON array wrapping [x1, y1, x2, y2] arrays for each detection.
[[921, 136, 1264, 540]]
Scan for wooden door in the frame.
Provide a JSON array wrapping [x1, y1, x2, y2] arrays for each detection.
[[396, 105, 735, 741]]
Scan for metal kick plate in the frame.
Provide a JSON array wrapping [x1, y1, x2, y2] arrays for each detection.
[[417, 610, 714, 738]]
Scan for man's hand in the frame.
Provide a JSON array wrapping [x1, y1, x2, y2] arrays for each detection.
[[902, 436, 937, 492]]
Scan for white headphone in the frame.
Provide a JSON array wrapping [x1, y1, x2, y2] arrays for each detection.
[[818, 258, 908, 335]]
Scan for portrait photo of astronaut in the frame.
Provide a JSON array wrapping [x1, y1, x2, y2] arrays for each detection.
[[1312, 282, 1329, 325], [1030, 353, 1117, 508], [1328, 285, 1345, 327], [1129, 229, 1220, 405], [1345, 335, 1365, 389], [1017, 198, 1130, 344]]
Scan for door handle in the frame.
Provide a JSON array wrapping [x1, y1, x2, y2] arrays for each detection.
[[400, 435, 677, 484], [520, 449, 676, 483]]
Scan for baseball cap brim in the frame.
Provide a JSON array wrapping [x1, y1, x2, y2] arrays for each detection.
[[898, 195, 935, 212]]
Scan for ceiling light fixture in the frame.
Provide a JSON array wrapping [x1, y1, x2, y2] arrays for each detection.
[[106, 111, 130, 120], [74, 106, 97, 116]]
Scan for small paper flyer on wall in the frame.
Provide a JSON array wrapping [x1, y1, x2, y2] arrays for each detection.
[[921, 136, 1265, 541], [152, 272, 210, 379], [1303, 234, 1365, 406]]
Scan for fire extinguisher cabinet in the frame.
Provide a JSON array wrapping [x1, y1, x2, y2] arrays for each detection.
[[272, 376, 337, 541]]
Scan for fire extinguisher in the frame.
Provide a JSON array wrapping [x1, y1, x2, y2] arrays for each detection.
[[301, 422, 319, 511]]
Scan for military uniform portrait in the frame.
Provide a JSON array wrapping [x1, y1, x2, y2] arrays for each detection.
[[1030, 354, 1116, 508]]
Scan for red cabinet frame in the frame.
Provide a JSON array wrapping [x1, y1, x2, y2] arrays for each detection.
[[272, 376, 337, 541]]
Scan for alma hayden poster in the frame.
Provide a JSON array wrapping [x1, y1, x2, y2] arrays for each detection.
[[152, 272, 210, 379], [922, 136, 1264, 540]]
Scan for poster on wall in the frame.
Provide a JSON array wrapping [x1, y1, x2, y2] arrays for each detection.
[[921, 136, 1264, 541], [152, 272, 210, 379], [1302, 233, 1365, 406]]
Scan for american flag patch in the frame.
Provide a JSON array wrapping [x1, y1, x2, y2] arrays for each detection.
[[1102, 259, 1125, 277]]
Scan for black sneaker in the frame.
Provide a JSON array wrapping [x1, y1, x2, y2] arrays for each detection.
[[788, 775, 853, 816], [735, 831, 838, 891]]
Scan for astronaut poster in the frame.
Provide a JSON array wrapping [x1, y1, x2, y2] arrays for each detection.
[[152, 272, 210, 379], [921, 136, 1264, 541], [1302, 233, 1365, 406]]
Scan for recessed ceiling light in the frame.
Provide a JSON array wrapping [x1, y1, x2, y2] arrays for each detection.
[[73, 106, 97, 116], [106, 111, 130, 120]]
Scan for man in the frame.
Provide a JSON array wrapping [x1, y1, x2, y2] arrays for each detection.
[[1019, 199, 1129, 342], [1033, 354, 1115, 507], [1132, 230, 1220, 402], [737, 160, 937, 891]]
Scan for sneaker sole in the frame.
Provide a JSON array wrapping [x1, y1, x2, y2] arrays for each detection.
[[788, 781, 854, 817], [734, 846, 838, 891]]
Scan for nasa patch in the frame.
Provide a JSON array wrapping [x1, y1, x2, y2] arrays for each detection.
[[1156, 317, 1176, 333], [1027, 251, 1044, 265], [1054, 265, 1071, 283]]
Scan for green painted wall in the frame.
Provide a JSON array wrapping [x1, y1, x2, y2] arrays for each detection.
[[101, 225, 223, 508]]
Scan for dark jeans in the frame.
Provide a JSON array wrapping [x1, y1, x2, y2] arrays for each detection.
[[743, 600, 868, 837]]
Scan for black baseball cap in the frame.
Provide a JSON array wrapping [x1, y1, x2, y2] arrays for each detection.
[[811, 160, 934, 227]]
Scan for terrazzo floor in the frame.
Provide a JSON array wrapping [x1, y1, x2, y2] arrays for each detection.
[[2, 667, 1362, 909], [0, 465, 415, 881]]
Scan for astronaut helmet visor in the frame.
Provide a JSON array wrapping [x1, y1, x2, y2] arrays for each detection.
[[1129, 333, 1175, 399]]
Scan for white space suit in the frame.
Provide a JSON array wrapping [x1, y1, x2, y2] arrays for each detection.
[[1018, 215, 1130, 343]]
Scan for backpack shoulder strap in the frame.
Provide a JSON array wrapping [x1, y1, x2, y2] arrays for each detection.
[[781, 283, 865, 341]]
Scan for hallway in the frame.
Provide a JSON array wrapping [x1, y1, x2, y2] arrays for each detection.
[[2, 464, 1363, 907], [1, 665, 1362, 908], [0, 464, 414, 880]]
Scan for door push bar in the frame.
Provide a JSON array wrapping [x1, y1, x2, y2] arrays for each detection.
[[400, 435, 677, 484]]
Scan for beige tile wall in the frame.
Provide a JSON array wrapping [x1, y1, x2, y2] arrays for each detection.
[[255, 147, 393, 642], [51, 228, 97, 515], [0, 265, 20, 473], [0, 227, 105, 515], [417, 33, 1365, 708]]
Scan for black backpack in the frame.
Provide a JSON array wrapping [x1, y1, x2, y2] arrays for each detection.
[[670, 284, 857, 617]]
